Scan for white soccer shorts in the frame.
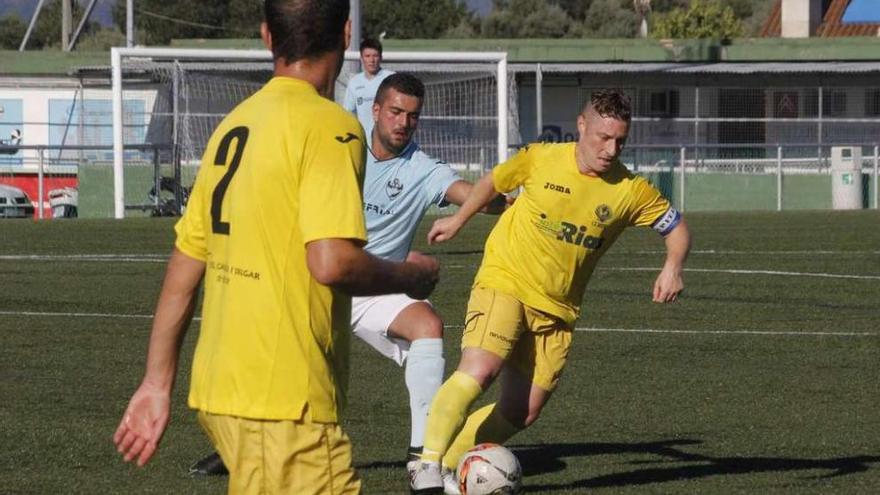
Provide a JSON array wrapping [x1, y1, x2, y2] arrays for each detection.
[[350, 293, 429, 366]]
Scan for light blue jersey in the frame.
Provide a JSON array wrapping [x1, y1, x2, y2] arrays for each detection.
[[343, 69, 394, 135], [363, 141, 461, 262]]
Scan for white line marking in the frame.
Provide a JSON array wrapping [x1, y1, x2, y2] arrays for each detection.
[[0, 310, 201, 321], [445, 264, 880, 280], [606, 267, 880, 280], [2, 249, 878, 262], [0, 254, 166, 263], [0, 310, 152, 319], [612, 249, 880, 255], [2, 311, 872, 337], [441, 324, 875, 337], [571, 327, 877, 337]]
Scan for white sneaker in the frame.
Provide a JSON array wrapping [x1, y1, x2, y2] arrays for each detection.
[[406, 458, 420, 479], [410, 461, 443, 494], [442, 466, 461, 495]]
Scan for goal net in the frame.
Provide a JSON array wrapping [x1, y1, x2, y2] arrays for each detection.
[[111, 47, 514, 218]]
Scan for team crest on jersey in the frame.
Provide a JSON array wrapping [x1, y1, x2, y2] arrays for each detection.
[[386, 178, 404, 198], [595, 204, 612, 222], [357, 96, 364, 106]]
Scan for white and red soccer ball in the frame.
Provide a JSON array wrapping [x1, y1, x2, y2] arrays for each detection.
[[456, 443, 522, 494]]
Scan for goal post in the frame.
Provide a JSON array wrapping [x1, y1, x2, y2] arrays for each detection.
[[110, 47, 509, 219]]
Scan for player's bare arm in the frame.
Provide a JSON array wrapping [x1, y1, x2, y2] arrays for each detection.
[[652, 219, 691, 303], [307, 238, 439, 300], [428, 173, 499, 245], [444, 180, 509, 215], [113, 249, 204, 466]]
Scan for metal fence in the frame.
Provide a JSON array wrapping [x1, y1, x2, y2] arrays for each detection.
[[621, 143, 880, 212]]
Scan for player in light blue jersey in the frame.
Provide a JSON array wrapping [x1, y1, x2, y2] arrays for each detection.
[[189, 73, 506, 486], [343, 38, 394, 136], [355, 73, 506, 485]]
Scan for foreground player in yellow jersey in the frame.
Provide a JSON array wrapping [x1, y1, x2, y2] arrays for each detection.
[[410, 89, 691, 494], [113, 1, 439, 494]]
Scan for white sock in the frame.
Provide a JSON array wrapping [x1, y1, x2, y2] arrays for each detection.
[[405, 338, 445, 450]]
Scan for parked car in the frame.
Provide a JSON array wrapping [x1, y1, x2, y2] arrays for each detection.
[[48, 187, 78, 218], [0, 184, 35, 218]]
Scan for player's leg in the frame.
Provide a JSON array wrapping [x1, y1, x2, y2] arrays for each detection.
[[386, 301, 446, 463], [440, 307, 571, 470], [419, 287, 524, 465]]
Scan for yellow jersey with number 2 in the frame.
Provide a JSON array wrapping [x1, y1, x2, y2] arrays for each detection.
[[175, 77, 367, 423]]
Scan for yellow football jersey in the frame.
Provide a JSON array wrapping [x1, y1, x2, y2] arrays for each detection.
[[476, 142, 672, 325], [175, 77, 367, 423]]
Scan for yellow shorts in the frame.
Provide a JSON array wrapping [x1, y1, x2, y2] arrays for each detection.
[[197, 411, 360, 495], [461, 286, 572, 392]]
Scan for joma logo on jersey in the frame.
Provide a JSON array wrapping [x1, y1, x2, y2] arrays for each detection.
[[557, 221, 603, 250], [335, 132, 359, 143], [544, 182, 571, 194]]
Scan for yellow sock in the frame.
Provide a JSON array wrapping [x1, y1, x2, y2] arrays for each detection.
[[442, 403, 522, 469], [421, 371, 482, 464]]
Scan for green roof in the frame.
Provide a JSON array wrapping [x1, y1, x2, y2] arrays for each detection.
[[3, 37, 880, 76], [384, 37, 880, 63], [0, 50, 109, 76]]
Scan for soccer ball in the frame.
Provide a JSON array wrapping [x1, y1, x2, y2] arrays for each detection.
[[456, 443, 522, 494]]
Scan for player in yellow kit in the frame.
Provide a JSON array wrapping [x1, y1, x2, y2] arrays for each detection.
[[113, 2, 438, 494], [410, 89, 691, 494]]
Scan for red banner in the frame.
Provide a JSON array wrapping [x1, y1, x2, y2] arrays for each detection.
[[0, 174, 78, 219]]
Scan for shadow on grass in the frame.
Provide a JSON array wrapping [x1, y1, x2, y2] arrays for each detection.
[[512, 440, 880, 492], [356, 459, 406, 470]]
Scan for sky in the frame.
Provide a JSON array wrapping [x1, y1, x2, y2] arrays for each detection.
[[842, 0, 880, 23], [0, 0, 115, 26]]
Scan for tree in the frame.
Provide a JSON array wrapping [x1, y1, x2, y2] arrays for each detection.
[[112, 0, 234, 45], [0, 15, 27, 49], [481, 0, 575, 38], [12, 0, 101, 49], [579, 0, 639, 38], [75, 27, 127, 51], [362, 0, 470, 39], [225, 0, 262, 37], [443, 18, 481, 38], [652, 0, 744, 39], [556, 0, 594, 20]]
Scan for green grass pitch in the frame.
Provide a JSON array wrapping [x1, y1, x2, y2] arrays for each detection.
[[0, 211, 878, 494]]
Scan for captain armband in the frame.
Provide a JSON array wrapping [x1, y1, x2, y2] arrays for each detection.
[[651, 207, 681, 236]]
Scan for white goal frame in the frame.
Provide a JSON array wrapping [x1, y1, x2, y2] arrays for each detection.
[[110, 46, 508, 219]]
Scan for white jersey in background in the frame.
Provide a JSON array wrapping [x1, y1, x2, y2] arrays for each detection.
[[343, 68, 395, 135]]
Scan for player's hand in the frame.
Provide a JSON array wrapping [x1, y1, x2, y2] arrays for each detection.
[[113, 382, 171, 467], [405, 251, 440, 300], [427, 215, 464, 245], [483, 194, 515, 214], [652, 265, 684, 303]]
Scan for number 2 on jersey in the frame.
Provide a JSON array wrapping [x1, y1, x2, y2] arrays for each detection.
[[211, 126, 249, 235]]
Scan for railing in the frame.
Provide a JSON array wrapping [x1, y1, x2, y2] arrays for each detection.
[[1, 142, 878, 220], [621, 143, 880, 211], [0, 143, 173, 219]]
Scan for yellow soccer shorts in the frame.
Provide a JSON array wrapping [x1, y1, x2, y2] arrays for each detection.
[[461, 286, 572, 391], [198, 411, 360, 495]]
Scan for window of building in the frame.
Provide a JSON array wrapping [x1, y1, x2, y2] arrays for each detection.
[[865, 90, 880, 116], [642, 89, 679, 118], [822, 91, 847, 117]]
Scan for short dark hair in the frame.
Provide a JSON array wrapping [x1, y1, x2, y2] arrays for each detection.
[[585, 89, 632, 122], [264, 0, 349, 64], [375, 73, 425, 105], [360, 37, 383, 55]]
